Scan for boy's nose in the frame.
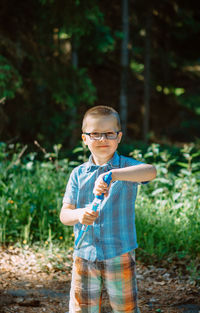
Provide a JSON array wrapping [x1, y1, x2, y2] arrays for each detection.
[[99, 133, 107, 140]]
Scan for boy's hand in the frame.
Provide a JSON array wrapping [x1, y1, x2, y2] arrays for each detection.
[[93, 172, 112, 197], [78, 207, 99, 225]]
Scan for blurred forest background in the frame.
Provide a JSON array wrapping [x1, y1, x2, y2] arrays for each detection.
[[0, 0, 200, 148], [0, 0, 200, 279]]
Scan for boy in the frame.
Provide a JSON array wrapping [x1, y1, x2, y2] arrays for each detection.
[[60, 106, 156, 313]]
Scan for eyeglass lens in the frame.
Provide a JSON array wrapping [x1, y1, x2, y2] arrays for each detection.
[[90, 132, 118, 140]]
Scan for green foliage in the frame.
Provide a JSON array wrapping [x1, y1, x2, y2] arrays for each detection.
[[156, 85, 185, 96], [130, 60, 144, 74], [0, 55, 22, 99], [49, 67, 96, 107], [0, 141, 199, 268], [130, 143, 200, 263], [0, 141, 200, 281], [1, 1, 200, 145], [178, 93, 200, 116], [0, 142, 74, 245]]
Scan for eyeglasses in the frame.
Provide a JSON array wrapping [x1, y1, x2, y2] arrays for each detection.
[[83, 131, 121, 140]]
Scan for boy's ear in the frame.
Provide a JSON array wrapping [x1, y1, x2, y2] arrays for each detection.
[[118, 131, 122, 143], [82, 134, 87, 145]]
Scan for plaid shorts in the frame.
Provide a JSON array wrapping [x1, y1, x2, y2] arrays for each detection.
[[69, 251, 139, 313]]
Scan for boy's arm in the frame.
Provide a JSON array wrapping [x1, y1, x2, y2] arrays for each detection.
[[93, 163, 156, 196], [60, 203, 99, 226], [111, 163, 156, 183]]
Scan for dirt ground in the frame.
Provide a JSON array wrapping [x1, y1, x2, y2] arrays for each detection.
[[0, 245, 199, 313]]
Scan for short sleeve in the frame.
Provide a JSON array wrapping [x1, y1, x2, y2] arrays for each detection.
[[121, 156, 149, 184], [62, 168, 78, 205], [122, 156, 144, 167]]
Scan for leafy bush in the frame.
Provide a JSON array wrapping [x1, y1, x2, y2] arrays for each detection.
[[0, 142, 75, 246], [0, 55, 22, 99], [0, 142, 199, 269], [130, 143, 200, 262]]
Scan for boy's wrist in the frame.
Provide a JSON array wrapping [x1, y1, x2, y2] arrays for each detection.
[[76, 209, 83, 223], [111, 169, 118, 182]]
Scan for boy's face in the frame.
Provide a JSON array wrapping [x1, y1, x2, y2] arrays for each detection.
[[82, 115, 122, 165]]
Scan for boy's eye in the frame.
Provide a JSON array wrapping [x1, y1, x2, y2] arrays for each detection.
[[107, 132, 115, 136], [90, 132, 100, 137], [90, 132, 115, 138]]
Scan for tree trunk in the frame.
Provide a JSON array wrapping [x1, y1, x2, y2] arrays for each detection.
[[72, 36, 78, 69], [120, 0, 129, 135], [143, 11, 151, 143], [69, 36, 79, 147]]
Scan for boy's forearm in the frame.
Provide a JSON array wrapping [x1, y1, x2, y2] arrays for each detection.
[[60, 204, 99, 226], [60, 204, 81, 226], [111, 164, 156, 183]]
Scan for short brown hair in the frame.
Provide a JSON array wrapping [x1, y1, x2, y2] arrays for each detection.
[[82, 105, 121, 132]]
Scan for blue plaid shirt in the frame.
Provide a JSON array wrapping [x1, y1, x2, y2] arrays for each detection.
[[63, 152, 144, 261]]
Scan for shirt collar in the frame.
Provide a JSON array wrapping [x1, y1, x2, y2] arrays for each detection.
[[85, 151, 120, 172]]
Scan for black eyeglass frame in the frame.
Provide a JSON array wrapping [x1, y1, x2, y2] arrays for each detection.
[[83, 131, 121, 140]]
